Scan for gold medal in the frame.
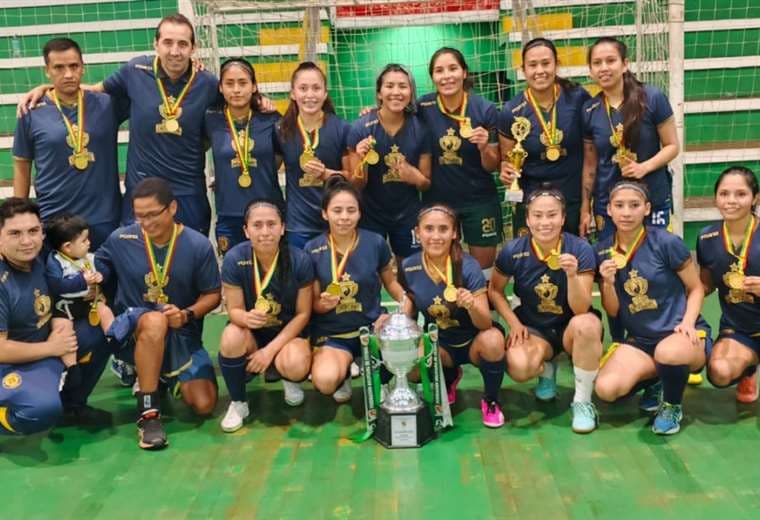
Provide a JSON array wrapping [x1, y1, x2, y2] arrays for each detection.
[[72, 152, 89, 171], [546, 253, 561, 270], [300, 149, 315, 170], [88, 307, 100, 327], [238, 174, 252, 188], [254, 297, 271, 313], [164, 118, 180, 133], [611, 253, 627, 269], [443, 285, 458, 303], [459, 119, 474, 139], [365, 149, 380, 165], [726, 271, 745, 290], [326, 281, 342, 297], [545, 145, 560, 162]]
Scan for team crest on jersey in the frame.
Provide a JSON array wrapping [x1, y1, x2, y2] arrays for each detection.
[[427, 296, 460, 330], [534, 274, 563, 315], [335, 273, 362, 314], [382, 145, 405, 183], [624, 270, 658, 313], [439, 128, 463, 166], [217, 236, 230, 254], [2, 372, 21, 389], [33, 289, 52, 328]]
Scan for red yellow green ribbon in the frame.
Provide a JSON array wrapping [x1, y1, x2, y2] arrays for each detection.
[[435, 92, 469, 127], [253, 250, 279, 299], [224, 105, 252, 175], [722, 215, 756, 272], [525, 84, 559, 146], [51, 89, 84, 154], [297, 114, 321, 153], [142, 223, 179, 299], [153, 55, 196, 119], [329, 232, 358, 284]]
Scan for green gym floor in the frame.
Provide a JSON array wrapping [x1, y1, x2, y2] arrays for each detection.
[[2, 293, 759, 519]]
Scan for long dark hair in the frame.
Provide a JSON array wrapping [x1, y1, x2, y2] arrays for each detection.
[[218, 58, 262, 112], [522, 38, 578, 92], [428, 47, 474, 91], [416, 203, 464, 287], [714, 165, 759, 213], [321, 174, 361, 211], [243, 198, 291, 299], [279, 61, 336, 140], [587, 37, 646, 150], [376, 63, 417, 113]]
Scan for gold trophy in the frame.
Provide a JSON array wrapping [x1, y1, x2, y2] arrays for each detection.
[[505, 117, 531, 203]]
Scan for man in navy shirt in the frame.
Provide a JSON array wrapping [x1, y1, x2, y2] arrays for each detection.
[[96, 178, 221, 450], [0, 198, 78, 436], [13, 38, 123, 249]]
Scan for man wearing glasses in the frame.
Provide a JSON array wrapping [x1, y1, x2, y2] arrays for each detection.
[[95, 177, 221, 449]]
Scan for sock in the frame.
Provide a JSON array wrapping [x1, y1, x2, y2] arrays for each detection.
[[573, 366, 598, 403], [478, 358, 505, 403], [541, 360, 556, 380], [655, 363, 689, 405], [63, 364, 82, 391], [218, 353, 248, 402], [443, 365, 460, 388], [136, 391, 160, 418]]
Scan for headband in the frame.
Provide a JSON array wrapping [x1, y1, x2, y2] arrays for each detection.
[[610, 181, 649, 200], [417, 205, 457, 221]]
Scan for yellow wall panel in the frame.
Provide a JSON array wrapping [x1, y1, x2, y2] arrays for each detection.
[[502, 13, 573, 33], [254, 60, 327, 83], [259, 26, 330, 46], [511, 46, 587, 68]]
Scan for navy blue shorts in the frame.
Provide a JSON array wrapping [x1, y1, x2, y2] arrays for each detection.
[[314, 335, 362, 359], [215, 215, 246, 255], [360, 216, 420, 258], [716, 329, 760, 359], [440, 339, 474, 366], [0, 358, 64, 435], [526, 324, 568, 359], [625, 327, 713, 358]]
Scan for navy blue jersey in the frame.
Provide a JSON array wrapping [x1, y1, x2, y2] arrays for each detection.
[[417, 92, 499, 207], [595, 226, 691, 339], [12, 91, 122, 225], [95, 223, 220, 339], [496, 232, 596, 328], [0, 258, 52, 343], [697, 221, 760, 334], [102, 55, 219, 197], [306, 229, 392, 338], [221, 243, 314, 331], [582, 85, 673, 212], [401, 252, 486, 346], [346, 110, 430, 227], [278, 114, 351, 234], [204, 108, 283, 217], [499, 85, 590, 204]]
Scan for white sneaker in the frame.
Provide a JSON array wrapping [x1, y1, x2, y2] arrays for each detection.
[[283, 380, 304, 407], [221, 401, 250, 432], [333, 379, 352, 403], [350, 361, 361, 378]]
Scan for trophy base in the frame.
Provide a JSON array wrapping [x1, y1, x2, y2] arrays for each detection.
[[375, 405, 434, 449], [505, 190, 524, 203]]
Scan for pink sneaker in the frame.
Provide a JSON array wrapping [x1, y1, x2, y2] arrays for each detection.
[[447, 367, 463, 405], [481, 399, 505, 428], [736, 372, 758, 404]]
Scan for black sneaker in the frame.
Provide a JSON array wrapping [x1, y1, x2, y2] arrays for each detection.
[[137, 411, 168, 450]]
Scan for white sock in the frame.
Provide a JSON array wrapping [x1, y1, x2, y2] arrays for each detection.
[[573, 366, 598, 403], [481, 267, 493, 281], [541, 360, 556, 379]]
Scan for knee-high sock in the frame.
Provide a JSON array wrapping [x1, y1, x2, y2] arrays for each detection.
[[479, 358, 505, 402], [656, 363, 689, 405], [218, 353, 248, 402], [573, 366, 598, 403]]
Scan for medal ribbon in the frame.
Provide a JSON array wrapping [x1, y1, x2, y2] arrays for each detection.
[[58, 252, 100, 310], [297, 114, 321, 152], [530, 236, 562, 265], [722, 215, 756, 272], [224, 106, 252, 175], [603, 95, 622, 147], [253, 250, 279, 299], [525, 84, 558, 146], [611, 225, 646, 264], [329, 232, 357, 284], [142, 223, 179, 296], [435, 92, 469, 127], [153, 55, 196, 119], [423, 254, 453, 287], [51, 89, 84, 154]]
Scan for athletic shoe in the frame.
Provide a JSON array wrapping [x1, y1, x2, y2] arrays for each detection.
[[110, 357, 136, 387], [652, 402, 683, 435], [639, 381, 662, 412], [688, 372, 703, 385], [571, 401, 599, 434], [221, 401, 250, 433], [350, 361, 361, 378], [283, 380, 304, 407], [107, 306, 150, 344], [333, 379, 352, 403], [137, 411, 168, 449], [480, 399, 505, 428], [736, 372, 759, 403], [447, 367, 463, 405], [535, 362, 557, 402]]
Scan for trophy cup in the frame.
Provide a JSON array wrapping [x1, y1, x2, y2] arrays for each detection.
[[505, 116, 532, 203], [374, 312, 435, 448]]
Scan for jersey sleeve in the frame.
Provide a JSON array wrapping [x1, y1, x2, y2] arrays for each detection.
[[195, 240, 222, 293], [377, 236, 393, 272], [661, 231, 691, 271], [45, 256, 87, 297], [0, 284, 9, 333], [345, 120, 366, 149], [497, 103, 515, 139], [102, 61, 131, 100], [649, 86, 674, 126], [294, 250, 315, 288], [93, 235, 116, 283], [220, 250, 242, 287], [494, 242, 515, 276], [483, 101, 499, 144], [575, 240, 597, 273], [463, 256, 487, 294], [12, 113, 34, 160], [338, 119, 351, 153], [582, 99, 595, 141]]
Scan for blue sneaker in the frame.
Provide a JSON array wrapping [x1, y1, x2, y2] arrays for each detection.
[[571, 401, 599, 433], [535, 362, 557, 401], [110, 357, 136, 387], [639, 380, 662, 412], [107, 306, 151, 344], [652, 402, 683, 435]]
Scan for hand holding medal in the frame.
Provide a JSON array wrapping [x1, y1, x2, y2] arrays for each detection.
[[324, 232, 358, 302], [722, 215, 756, 292]]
